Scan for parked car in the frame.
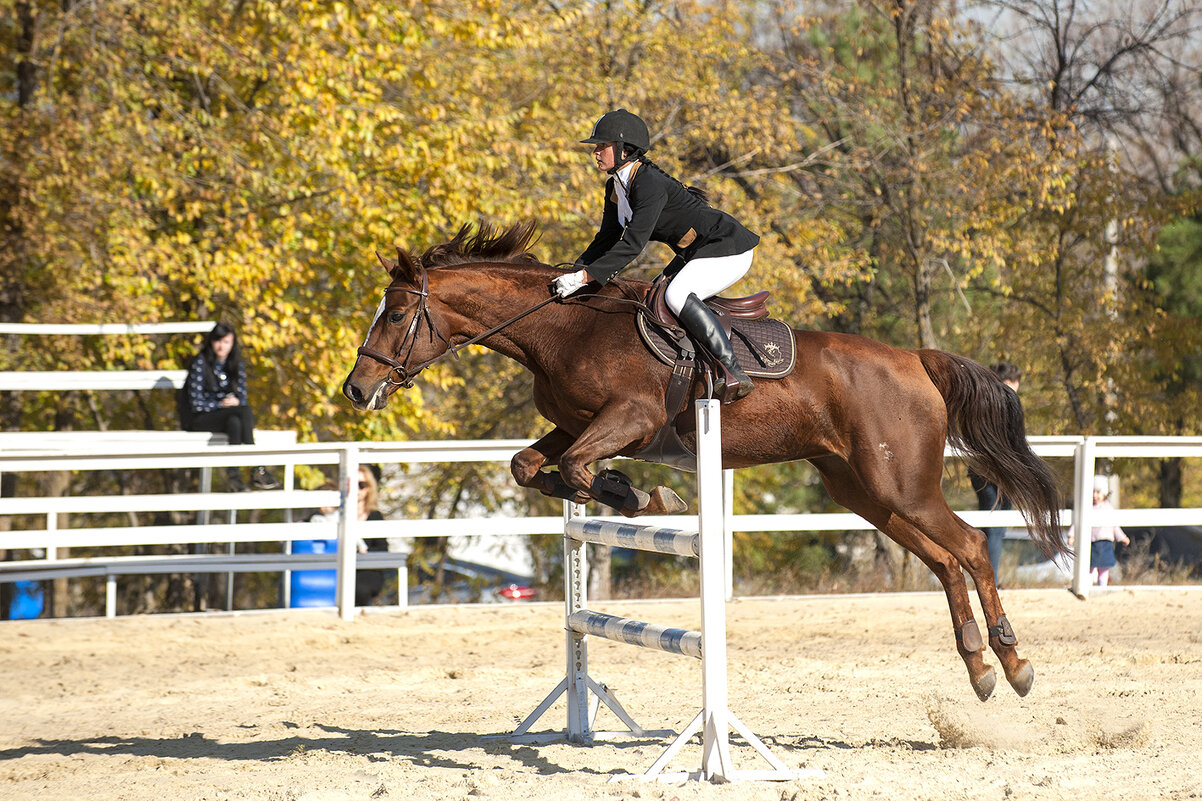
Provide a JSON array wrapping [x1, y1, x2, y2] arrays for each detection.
[[407, 557, 539, 605], [496, 583, 538, 601], [1005, 525, 1202, 585], [1121, 525, 1202, 576]]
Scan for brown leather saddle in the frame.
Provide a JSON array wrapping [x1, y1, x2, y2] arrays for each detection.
[[629, 280, 797, 470], [636, 281, 797, 379]]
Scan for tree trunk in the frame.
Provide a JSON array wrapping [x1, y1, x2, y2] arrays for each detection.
[[587, 543, 611, 601], [1159, 457, 1183, 509], [914, 259, 939, 350]]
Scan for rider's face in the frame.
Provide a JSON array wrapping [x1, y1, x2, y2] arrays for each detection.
[[592, 142, 616, 172]]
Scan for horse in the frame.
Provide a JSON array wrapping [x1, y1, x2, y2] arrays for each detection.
[[342, 221, 1066, 703]]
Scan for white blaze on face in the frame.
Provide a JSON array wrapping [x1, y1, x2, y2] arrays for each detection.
[[362, 296, 387, 347], [369, 381, 389, 409]]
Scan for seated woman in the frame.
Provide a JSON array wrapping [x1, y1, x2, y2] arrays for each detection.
[[353, 464, 389, 606], [184, 322, 279, 491]]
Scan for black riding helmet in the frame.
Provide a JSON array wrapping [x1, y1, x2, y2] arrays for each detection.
[[581, 108, 651, 155]]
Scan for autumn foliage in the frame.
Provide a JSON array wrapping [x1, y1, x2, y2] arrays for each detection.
[[3, 0, 1200, 455]]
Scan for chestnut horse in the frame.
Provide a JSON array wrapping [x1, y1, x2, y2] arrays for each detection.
[[342, 222, 1065, 702]]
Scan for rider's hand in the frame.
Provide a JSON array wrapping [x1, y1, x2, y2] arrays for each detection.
[[553, 269, 589, 298]]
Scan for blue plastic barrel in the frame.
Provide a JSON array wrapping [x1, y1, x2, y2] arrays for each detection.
[[9, 580, 44, 619], [289, 539, 338, 607]]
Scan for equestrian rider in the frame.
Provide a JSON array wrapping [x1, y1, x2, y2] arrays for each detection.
[[553, 108, 759, 402]]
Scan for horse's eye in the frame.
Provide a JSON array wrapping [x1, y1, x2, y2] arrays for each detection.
[[388, 311, 406, 324]]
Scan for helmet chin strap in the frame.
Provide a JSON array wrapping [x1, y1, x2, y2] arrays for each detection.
[[606, 143, 639, 174]]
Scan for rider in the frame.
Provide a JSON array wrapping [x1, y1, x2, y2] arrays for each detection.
[[553, 108, 760, 402]]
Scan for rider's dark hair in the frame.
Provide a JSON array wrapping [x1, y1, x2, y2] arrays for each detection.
[[991, 362, 1021, 384], [200, 321, 243, 392]]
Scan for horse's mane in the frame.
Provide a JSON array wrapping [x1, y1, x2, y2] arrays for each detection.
[[418, 221, 543, 269]]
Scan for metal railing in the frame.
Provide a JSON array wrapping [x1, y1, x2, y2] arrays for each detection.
[[2, 434, 1201, 619]]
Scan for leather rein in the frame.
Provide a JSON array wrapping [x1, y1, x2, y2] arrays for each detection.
[[354, 266, 565, 388]]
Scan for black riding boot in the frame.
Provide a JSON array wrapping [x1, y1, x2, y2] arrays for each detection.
[[677, 293, 754, 403]]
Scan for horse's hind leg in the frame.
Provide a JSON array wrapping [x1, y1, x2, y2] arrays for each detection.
[[895, 501, 1034, 697], [812, 456, 999, 701], [877, 519, 1005, 701], [946, 514, 1034, 696]]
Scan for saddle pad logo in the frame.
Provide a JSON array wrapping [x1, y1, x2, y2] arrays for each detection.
[[761, 341, 785, 368]]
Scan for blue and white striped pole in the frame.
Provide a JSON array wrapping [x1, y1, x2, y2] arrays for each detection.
[[567, 518, 699, 557]]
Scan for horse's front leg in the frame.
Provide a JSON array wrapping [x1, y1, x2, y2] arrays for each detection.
[[558, 402, 687, 517], [510, 429, 590, 504]]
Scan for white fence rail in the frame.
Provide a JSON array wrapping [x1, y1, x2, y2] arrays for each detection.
[[0, 321, 215, 391], [0, 322, 216, 335], [2, 435, 1201, 619]]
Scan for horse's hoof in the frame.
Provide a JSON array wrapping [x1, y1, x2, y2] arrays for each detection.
[[647, 486, 687, 516], [617, 485, 687, 517], [971, 666, 997, 702], [618, 487, 652, 517], [1007, 660, 1034, 697]]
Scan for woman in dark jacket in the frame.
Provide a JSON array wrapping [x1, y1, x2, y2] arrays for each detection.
[[185, 322, 279, 491], [554, 108, 759, 402]]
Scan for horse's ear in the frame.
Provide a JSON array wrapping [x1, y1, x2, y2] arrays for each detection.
[[393, 245, 421, 285], [375, 250, 397, 274]]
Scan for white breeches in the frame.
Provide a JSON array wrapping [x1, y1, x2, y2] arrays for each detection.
[[664, 249, 755, 315]]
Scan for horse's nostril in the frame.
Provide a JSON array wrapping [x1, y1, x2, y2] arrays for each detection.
[[343, 381, 363, 403]]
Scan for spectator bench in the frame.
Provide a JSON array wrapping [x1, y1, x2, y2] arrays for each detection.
[[0, 321, 213, 393], [0, 370, 187, 392], [0, 426, 407, 619]]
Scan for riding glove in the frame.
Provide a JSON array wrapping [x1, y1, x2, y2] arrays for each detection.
[[553, 269, 588, 298]]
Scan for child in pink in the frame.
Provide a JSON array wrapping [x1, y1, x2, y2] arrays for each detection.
[[1068, 476, 1130, 586]]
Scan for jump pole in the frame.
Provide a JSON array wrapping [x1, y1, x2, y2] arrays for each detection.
[[510, 399, 823, 783]]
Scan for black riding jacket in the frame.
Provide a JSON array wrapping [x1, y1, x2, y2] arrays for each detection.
[[576, 161, 759, 285]]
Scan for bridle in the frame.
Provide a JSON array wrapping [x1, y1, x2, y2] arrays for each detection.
[[354, 265, 562, 388], [354, 268, 442, 388]]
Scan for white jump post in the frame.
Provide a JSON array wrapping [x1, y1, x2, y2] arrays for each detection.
[[1070, 437, 1097, 600], [510, 399, 822, 783], [335, 446, 361, 621]]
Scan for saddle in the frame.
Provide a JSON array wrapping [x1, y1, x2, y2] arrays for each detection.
[[636, 282, 797, 378], [630, 280, 797, 470]]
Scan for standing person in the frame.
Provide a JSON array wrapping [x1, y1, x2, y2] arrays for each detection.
[[184, 322, 279, 491], [1068, 476, 1131, 587], [968, 362, 1022, 587], [354, 464, 389, 606], [554, 108, 761, 403]]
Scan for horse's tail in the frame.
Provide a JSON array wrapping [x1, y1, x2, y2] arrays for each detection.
[[918, 350, 1067, 558]]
